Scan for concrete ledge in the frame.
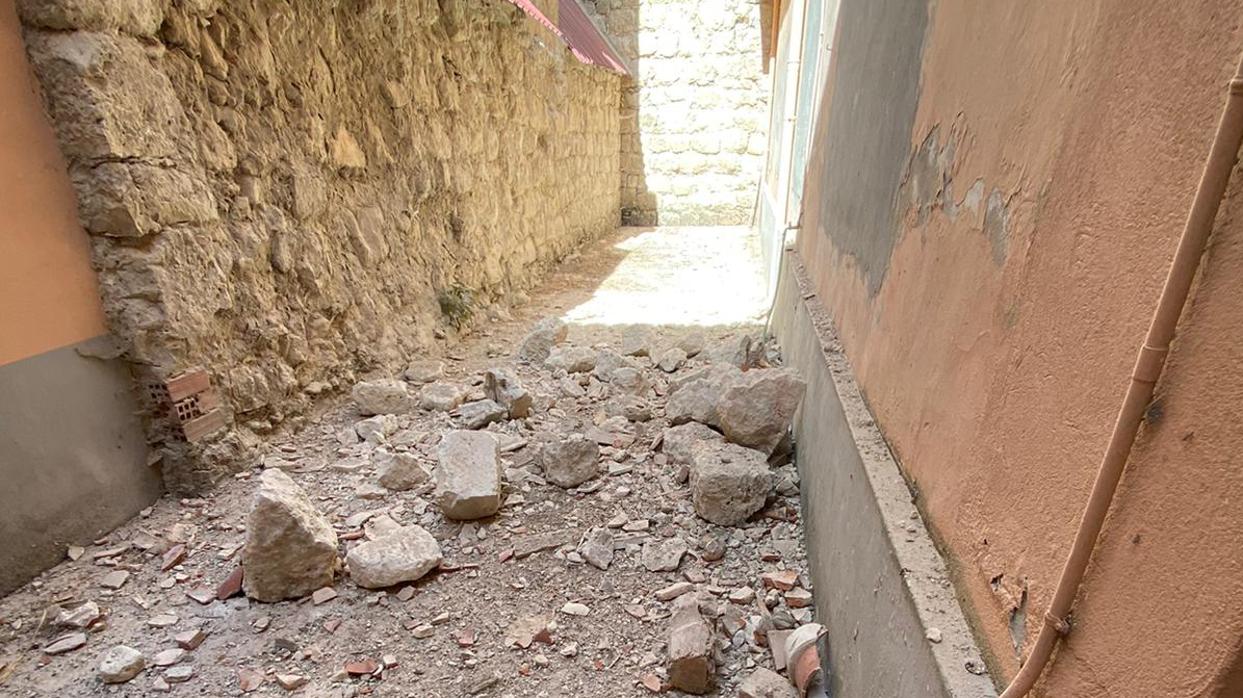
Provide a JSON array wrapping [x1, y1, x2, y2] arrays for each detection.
[[0, 338, 161, 594], [771, 248, 997, 698]]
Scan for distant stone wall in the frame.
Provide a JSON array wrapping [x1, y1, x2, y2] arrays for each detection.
[[585, 0, 769, 225], [19, 0, 621, 491]]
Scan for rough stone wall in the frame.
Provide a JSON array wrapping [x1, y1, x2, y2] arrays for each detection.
[[584, 0, 769, 225], [19, 0, 621, 492]]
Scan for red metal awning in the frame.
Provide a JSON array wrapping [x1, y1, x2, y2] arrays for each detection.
[[503, 0, 630, 76]]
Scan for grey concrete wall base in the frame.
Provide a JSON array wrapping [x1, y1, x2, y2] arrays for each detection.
[[772, 248, 997, 698], [0, 338, 162, 594]]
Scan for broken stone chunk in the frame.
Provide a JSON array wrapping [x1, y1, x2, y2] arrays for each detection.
[[540, 435, 600, 488], [606, 395, 652, 422], [99, 645, 145, 684], [642, 537, 688, 572], [484, 368, 532, 418], [517, 317, 568, 363], [667, 595, 714, 694], [403, 360, 445, 384], [458, 399, 508, 429], [545, 346, 597, 373], [242, 469, 340, 602], [354, 414, 398, 443], [619, 327, 654, 357], [352, 379, 410, 416], [436, 431, 502, 520], [578, 528, 614, 570], [165, 665, 194, 683], [688, 442, 773, 526], [56, 601, 102, 630], [655, 582, 694, 602], [346, 525, 443, 589], [676, 331, 707, 358], [376, 451, 430, 491], [662, 422, 725, 465], [717, 368, 807, 455], [739, 667, 798, 698], [666, 364, 742, 427], [99, 569, 130, 590], [174, 629, 207, 650], [420, 381, 469, 411], [656, 346, 688, 372], [610, 367, 650, 395]]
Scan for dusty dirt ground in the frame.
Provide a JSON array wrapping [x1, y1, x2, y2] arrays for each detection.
[[0, 227, 814, 697]]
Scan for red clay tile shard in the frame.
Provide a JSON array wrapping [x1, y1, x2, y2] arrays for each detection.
[[186, 585, 215, 605], [760, 570, 799, 591], [216, 566, 244, 600], [161, 544, 186, 571], [453, 628, 477, 647], [345, 658, 379, 676]]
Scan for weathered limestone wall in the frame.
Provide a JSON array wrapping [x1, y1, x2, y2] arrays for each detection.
[[19, 0, 621, 491], [584, 0, 769, 225]]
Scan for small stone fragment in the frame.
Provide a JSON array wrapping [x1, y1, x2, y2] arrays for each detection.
[[785, 588, 813, 608], [436, 431, 502, 520], [242, 469, 339, 602], [578, 528, 615, 571], [404, 360, 444, 384], [739, 667, 798, 698], [504, 612, 555, 649], [44, 632, 87, 655], [312, 587, 338, 605], [99, 645, 145, 684], [346, 525, 443, 589], [620, 327, 654, 357], [165, 665, 194, 683], [276, 673, 308, 690], [354, 414, 398, 443], [99, 570, 130, 590], [152, 648, 185, 667], [642, 537, 688, 572], [238, 668, 265, 692], [484, 368, 532, 418], [420, 381, 469, 411], [560, 602, 590, 617], [541, 435, 600, 488], [655, 582, 694, 602], [656, 347, 687, 372], [667, 595, 714, 694], [56, 601, 102, 630], [458, 399, 508, 429], [517, 317, 568, 363], [352, 379, 410, 416], [174, 629, 207, 650], [376, 451, 431, 491], [545, 346, 597, 373], [926, 627, 943, 643]]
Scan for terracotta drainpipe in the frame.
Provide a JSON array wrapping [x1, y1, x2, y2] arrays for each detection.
[[999, 50, 1243, 698]]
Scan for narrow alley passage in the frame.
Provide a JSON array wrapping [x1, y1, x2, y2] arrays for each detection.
[[0, 227, 814, 697]]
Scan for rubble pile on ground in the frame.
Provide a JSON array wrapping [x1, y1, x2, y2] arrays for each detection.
[[0, 312, 819, 696]]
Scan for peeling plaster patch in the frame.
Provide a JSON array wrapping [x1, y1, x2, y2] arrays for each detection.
[[903, 126, 1010, 266], [984, 189, 1009, 265], [1007, 584, 1029, 658]]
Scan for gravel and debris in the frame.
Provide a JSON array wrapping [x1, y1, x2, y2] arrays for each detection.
[[0, 229, 816, 697]]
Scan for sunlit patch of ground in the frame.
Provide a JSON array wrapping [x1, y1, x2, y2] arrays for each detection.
[[562, 226, 768, 328]]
